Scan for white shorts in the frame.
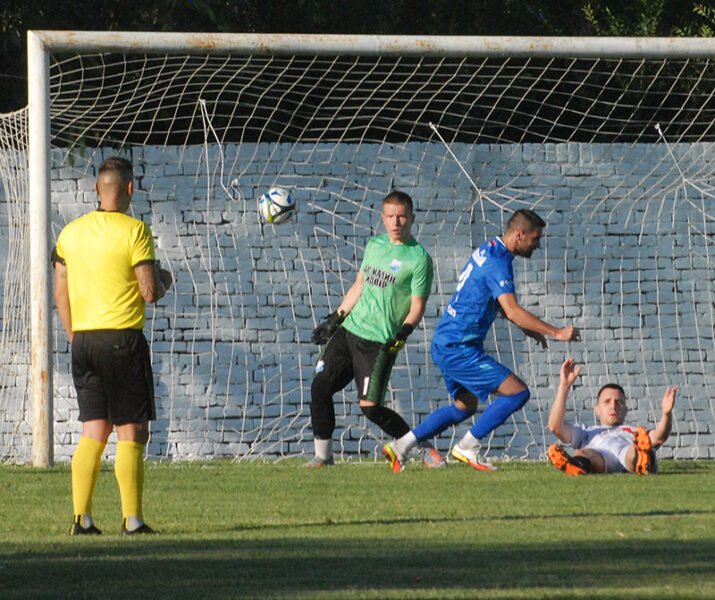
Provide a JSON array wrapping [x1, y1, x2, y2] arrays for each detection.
[[570, 423, 657, 474], [585, 430, 632, 473]]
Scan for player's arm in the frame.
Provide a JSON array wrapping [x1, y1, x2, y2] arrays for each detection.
[[383, 294, 428, 352], [403, 294, 427, 329], [336, 271, 364, 316], [649, 386, 677, 448], [312, 272, 364, 344], [134, 261, 172, 303], [497, 293, 579, 342], [53, 261, 74, 343], [548, 358, 581, 444]]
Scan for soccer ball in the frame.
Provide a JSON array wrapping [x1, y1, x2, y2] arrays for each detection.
[[258, 187, 295, 224]]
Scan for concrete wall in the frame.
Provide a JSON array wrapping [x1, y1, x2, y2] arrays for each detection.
[[1, 141, 713, 463]]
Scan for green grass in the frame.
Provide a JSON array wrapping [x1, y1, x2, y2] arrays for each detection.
[[1, 459, 713, 599]]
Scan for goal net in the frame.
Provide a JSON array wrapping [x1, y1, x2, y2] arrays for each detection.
[[1, 34, 713, 464]]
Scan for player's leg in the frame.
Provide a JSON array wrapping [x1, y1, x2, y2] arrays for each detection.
[[357, 340, 410, 438], [103, 330, 157, 534], [308, 328, 353, 466], [389, 345, 477, 468], [548, 444, 600, 475], [575, 449, 605, 473], [459, 373, 530, 444], [469, 373, 530, 437], [409, 389, 478, 446], [452, 360, 530, 471], [625, 427, 655, 475], [70, 419, 111, 535], [70, 332, 111, 535], [344, 333, 412, 471], [391, 388, 475, 468], [115, 421, 154, 534]]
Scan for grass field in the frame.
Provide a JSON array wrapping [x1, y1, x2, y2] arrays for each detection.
[[1, 458, 713, 599]]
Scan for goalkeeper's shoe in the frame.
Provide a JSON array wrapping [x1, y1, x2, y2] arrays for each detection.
[[382, 442, 406, 472], [305, 455, 334, 468], [122, 520, 157, 536], [69, 515, 102, 536], [420, 443, 447, 469], [633, 426, 654, 475], [548, 444, 588, 476], [451, 443, 497, 471]]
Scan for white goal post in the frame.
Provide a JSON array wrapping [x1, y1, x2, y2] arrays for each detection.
[[11, 32, 715, 466]]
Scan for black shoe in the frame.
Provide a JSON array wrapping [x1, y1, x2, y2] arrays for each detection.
[[122, 520, 157, 536], [69, 516, 102, 536]]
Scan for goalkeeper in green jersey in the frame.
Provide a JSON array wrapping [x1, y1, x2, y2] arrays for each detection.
[[307, 191, 433, 467]]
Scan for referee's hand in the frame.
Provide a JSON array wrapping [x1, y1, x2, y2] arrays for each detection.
[[157, 267, 173, 290]]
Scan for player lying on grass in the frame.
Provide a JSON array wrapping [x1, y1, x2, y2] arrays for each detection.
[[306, 191, 433, 467], [547, 358, 677, 475], [383, 209, 579, 472]]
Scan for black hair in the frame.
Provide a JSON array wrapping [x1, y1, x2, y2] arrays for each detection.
[[505, 208, 545, 233], [597, 383, 626, 400]]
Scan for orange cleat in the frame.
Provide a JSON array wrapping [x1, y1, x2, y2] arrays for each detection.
[[421, 443, 447, 469], [382, 442, 406, 472], [633, 426, 653, 475], [548, 444, 587, 476]]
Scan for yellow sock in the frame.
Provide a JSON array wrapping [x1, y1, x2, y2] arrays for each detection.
[[71, 437, 105, 519], [114, 441, 145, 521]]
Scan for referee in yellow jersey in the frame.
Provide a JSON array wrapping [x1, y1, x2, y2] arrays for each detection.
[[53, 156, 172, 536]]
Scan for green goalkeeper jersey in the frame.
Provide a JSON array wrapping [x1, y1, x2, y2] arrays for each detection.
[[342, 234, 433, 343]]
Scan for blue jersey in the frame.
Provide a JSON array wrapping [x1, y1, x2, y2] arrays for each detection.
[[432, 238, 515, 347]]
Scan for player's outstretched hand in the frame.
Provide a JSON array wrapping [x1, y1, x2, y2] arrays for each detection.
[[311, 311, 345, 345], [661, 386, 677, 416], [555, 326, 580, 342], [560, 358, 582, 388]]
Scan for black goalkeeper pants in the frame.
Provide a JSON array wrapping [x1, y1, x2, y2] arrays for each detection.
[[310, 327, 410, 440]]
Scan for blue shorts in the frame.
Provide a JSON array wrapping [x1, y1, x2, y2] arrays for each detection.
[[431, 341, 511, 402]]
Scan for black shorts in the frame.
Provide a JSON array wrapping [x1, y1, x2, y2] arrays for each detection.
[[72, 329, 156, 425], [313, 327, 397, 405]]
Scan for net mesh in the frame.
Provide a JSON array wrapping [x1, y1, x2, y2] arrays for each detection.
[[0, 47, 713, 462]]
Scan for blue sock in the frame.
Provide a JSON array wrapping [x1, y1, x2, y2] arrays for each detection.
[[413, 404, 475, 442], [468, 389, 530, 439]]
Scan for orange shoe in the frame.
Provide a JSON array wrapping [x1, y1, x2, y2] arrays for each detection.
[[451, 443, 497, 471], [382, 442, 406, 472], [548, 444, 587, 476], [633, 426, 653, 475], [421, 442, 447, 469]]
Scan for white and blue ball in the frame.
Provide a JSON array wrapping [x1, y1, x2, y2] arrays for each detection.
[[258, 187, 295, 224]]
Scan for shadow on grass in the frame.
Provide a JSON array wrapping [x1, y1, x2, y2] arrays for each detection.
[[2, 536, 713, 599], [228, 507, 715, 532]]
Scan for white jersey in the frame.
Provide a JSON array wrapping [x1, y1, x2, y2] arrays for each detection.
[[568, 423, 641, 473]]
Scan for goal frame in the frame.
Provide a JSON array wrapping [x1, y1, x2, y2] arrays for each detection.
[[26, 30, 715, 466]]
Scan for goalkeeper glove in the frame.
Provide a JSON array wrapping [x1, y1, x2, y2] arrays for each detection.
[[383, 323, 415, 353], [311, 311, 346, 345]]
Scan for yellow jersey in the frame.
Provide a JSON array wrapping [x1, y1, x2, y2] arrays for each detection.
[[55, 210, 155, 330]]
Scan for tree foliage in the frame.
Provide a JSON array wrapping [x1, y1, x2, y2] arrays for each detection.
[[0, 0, 712, 112], [583, 0, 715, 36]]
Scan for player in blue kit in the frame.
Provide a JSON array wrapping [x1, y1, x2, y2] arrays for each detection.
[[384, 209, 579, 472]]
